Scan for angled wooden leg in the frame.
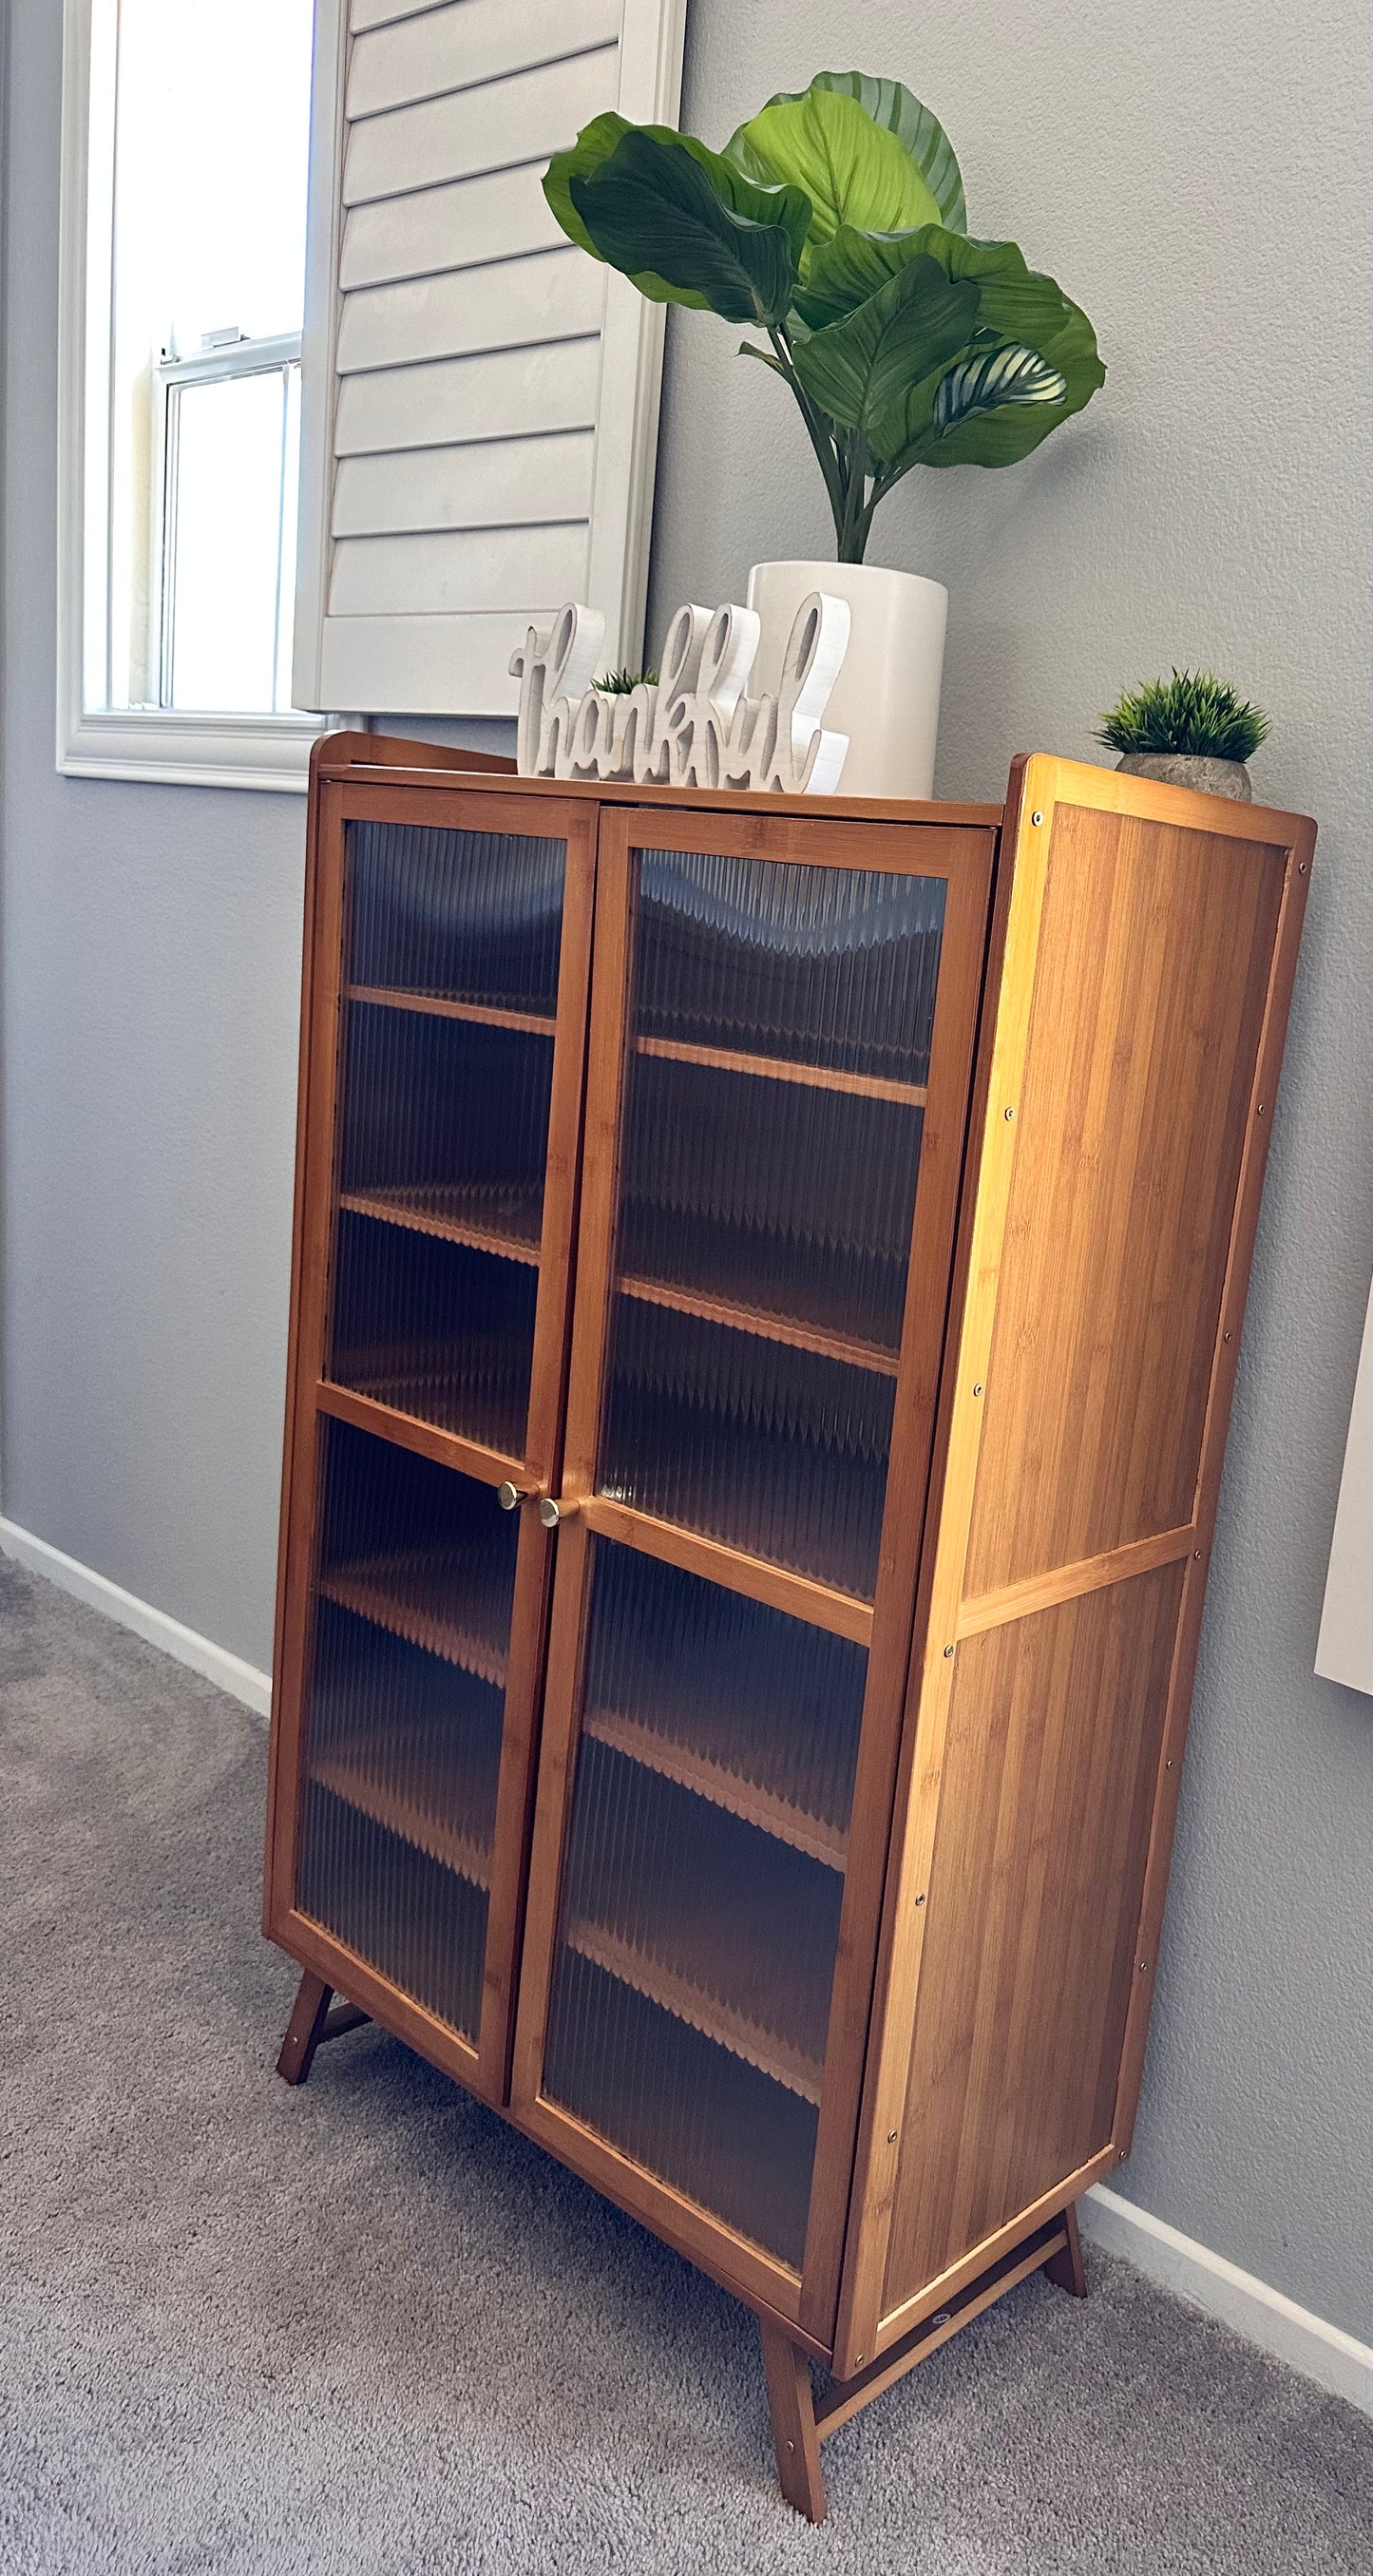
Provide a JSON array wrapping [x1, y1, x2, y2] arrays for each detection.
[[759, 2319, 827, 2524], [277, 1970, 334, 2085], [1044, 2201, 1088, 2298]]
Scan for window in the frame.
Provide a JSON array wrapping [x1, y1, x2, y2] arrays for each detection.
[[58, 0, 323, 787]]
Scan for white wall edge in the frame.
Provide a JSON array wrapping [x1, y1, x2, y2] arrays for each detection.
[[1082, 2184, 1372, 2416], [0, 1517, 272, 1717]]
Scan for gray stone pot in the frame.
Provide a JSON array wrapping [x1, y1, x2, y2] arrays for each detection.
[[1116, 751, 1252, 802]]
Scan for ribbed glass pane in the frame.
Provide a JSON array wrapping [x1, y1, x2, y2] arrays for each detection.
[[348, 821, 565, 1011], [634, 850, 945, 1081], [296, 1420, 519, 2043], [330, 1214, 538, 1452], [618, 1051, 922, 1355], [599, 848, 946, 1597], [601, 1298, 894, 1597], [542, 1544, 868, 2267], [339, 1003, 552, 1263]]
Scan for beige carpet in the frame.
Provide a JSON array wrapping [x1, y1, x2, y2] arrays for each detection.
[[2, 1555, 1369, 2574]]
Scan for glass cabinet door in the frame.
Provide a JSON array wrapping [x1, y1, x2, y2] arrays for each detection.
[[514, 808, 991, 2330], [268, 785, 596, 2096]]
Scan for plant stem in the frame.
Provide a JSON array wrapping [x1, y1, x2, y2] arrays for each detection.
[[767, 326, 845, 540]]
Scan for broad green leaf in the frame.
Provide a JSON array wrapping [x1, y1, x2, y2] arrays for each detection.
[[903, 231, 1105, 465], [727, 70, 965, 237], [566, 128, 810, 324], [793, 221, 931, 328], [791, 255, 979, 457], [726, 85, 940, 255]]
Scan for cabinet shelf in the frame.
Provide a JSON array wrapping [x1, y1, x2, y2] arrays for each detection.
[[633, 1034, 927, 1109], [348, 984, 556, 1039], [564, 1914, 826, 2103], [338, 1187, 543, 1267], [318, 1551, 509, 1688], [582, 1705, 848, 1872], [311, 1727, 495, 1891], [616, 1274, 900, 1378]]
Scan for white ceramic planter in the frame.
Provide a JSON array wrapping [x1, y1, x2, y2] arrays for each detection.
[[746, 560, 947, 799]]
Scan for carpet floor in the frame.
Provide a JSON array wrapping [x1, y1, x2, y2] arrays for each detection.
[[1, 1555, 1369, 2574]]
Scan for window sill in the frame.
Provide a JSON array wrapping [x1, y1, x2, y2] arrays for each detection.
[[58, 706, 327, 793]]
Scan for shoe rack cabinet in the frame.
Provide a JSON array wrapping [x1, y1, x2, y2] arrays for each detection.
[[265, 733, 1313, 2520]]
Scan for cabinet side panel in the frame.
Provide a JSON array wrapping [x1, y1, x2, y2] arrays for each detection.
[[963, 804, 1286, 1598], [880, 1566, 1181, 2311]]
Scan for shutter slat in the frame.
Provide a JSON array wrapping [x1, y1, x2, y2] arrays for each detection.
[[340, 162, 564, 292], [329, 521, 588, 617], [343, 49, 618, 204], [333, 430, 595, 536], [351, 4, 455, 34], [334, 338, 601, 457], [335, 246, 601, 374], [347, 0, 621, 120], [318, 609, 553, 718]]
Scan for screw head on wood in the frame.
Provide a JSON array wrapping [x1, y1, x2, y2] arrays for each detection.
[[855, 2355, 865, 2367], [1257, 1103, 1267, 1116], [887, 2129, 898, 2144], [973, 1383, 983, 1397], [1031, 810, 1044, 826], [1298, 860, 1307, 873], [914, 1894, 926, 1905], [944, 1644, 954, 1658], [1004, 1105, 1015, 1120]]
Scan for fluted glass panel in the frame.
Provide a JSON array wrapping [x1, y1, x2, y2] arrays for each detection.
[[330, 1213, 538, 1453], [348, 821, 565, 1012], [601, 1297, 895, 1598], [618, 1051, 923, 1357], [581, 1546, 868, 1866], [542, 1543, 868, 2266], [600, 847, 946, 1597], [339, 1003, 552, 1263], [634, 850, 945, 1081], [296, 1421, 519, 2043]]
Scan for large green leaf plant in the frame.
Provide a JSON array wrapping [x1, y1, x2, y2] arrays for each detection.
[[545, 71, 1104, 563]]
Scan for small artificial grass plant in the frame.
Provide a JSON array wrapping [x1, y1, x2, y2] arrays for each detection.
[[593, 666, 659, 693], [1096, 669, 1269, 764]]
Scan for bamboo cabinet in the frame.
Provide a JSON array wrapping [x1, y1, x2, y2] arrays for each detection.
[[265, 735, 1313, 2520]]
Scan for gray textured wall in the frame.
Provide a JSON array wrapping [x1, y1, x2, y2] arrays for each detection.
[[2, 0, 1370, 2338]]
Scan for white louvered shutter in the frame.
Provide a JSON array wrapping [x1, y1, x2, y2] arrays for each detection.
[[293, 0, 685, 716]]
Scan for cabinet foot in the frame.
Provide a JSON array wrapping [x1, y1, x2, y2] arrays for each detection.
[[1044, 2201, 1088, 2299], [276, 1969, 370, 2086], [759, 2319, 827, 2523]]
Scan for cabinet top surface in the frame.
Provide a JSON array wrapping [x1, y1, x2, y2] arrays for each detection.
[[313, 733, 1004, 831], [312, 735, 1316, 848]]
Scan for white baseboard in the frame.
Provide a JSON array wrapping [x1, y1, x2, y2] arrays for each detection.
[[1082, 2184, 1372, 2416], [0, 1516, 272, 1717]]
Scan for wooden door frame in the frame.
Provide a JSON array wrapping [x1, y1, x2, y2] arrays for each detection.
[[263, 769, 600, 2108], [510, 797, 996, 2334]]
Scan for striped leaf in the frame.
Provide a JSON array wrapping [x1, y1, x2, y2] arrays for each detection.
[[933, 341, 1067, 429]]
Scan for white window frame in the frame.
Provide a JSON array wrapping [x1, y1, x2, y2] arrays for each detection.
[[56, 0, 326, 791], [154, 332, 303, 716]]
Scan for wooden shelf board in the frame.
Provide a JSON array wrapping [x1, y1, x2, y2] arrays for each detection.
[[582, 1705, 848, 1873], [634, 1035, 927, 1109], [565, 1916, 826, 2106], [311, 1735, 495, 1892], [318, 1559, 509, 1688], [338, 1187, 543, 1267], [616, 1274, 901, 1377], [348, 984, 556, 1038]]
